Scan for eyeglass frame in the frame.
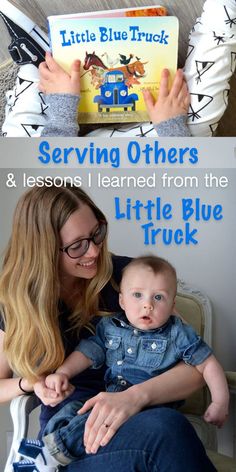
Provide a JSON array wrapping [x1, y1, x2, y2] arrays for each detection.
[[59, 221, 107, 259]]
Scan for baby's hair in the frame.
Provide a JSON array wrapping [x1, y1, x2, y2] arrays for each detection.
[[121, 255, 177, 294]]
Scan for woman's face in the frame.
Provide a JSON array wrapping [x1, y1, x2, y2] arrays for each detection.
[[59, 203, 102, 281]]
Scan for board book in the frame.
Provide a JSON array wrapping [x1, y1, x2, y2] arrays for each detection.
[[48, 6, 179, 124]]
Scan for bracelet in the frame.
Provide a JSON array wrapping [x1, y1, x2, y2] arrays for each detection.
[[18, 377, 32, 395]]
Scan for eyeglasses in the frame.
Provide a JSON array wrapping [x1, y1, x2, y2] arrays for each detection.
[[60, 222, 107, 259]]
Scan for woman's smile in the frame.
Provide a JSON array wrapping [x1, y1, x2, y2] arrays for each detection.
[[77, 258, 98, 269]]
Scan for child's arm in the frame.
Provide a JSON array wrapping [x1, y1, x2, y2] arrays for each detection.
[[46, 319, 106, 396], [143, 68, 191, 136], [46, 351, 93, 395], [57, 350, 93, 378], [39, 52, 81, 137], [196, 354, 229, 427]]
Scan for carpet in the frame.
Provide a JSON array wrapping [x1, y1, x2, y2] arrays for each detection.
[[0, 59, 19, 135]]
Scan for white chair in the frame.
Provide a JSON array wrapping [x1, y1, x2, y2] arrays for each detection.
[[4, 395, 40, 471], [4, 281, 236, 471]]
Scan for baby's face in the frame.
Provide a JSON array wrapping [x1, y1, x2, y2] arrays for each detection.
[[119, 266, 176, 331]]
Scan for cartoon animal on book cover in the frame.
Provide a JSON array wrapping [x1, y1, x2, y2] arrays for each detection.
[[83, 51, 147, 86], [82, 51, 148, 112]]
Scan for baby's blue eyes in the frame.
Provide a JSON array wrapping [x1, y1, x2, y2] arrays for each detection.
[[132, 293, 162, 301]]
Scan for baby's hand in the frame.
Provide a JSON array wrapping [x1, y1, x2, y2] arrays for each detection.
[[204, 401, 229, 428], [45, 372, 70, 395], [34, 377, 74, 407], [39, 51, 81, 95], [143, 68, 190, 124]]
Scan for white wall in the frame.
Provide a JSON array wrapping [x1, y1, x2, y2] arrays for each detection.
[[0, 143, 235, 467]]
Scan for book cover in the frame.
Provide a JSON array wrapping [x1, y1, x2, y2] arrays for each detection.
[[48, 14, 179, 124]]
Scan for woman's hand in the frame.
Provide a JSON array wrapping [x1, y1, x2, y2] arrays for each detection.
[[34, 377, 74, 407], [77, 362, 205, 454], [143, 68, 190, 124], [77, 388, 146, 454], [39, 51, 81, 95]]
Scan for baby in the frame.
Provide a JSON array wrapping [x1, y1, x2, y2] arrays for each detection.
[[15, 255, 229, 471]]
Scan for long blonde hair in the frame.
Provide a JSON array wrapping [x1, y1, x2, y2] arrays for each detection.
[[0, 184, 112, 382]]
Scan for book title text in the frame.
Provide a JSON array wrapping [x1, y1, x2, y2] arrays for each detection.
[[59, 26, 169, 46]]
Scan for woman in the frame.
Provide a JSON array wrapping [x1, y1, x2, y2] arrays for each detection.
[[0, 184, 215, 471]]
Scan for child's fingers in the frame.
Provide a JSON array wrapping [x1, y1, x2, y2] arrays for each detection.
[[55, 384, 62, 395], [179, 80, 189, 98], [38, 82, 46, 93], [169, 69, 185, 98], [204, 413, 222, 428], [158, 68, 170, 98], [39, 61, 52, 80], [183, 94, 190, 111], [177, 82, 190, 109], [70, 60, 81, 91], [45, 51, 61, 72], [181, 87, 190, 110], [71, 59, 81, 75], [142, 89, 155, 114], [61, 378, 70, 391]]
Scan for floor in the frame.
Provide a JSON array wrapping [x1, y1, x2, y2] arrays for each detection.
[[0, 0, 235, 136]]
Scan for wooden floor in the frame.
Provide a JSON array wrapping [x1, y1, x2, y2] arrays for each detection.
[[0, 0, 235, 136]]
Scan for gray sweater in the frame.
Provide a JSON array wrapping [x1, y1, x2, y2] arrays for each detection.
[[41, 94, 191, 137]]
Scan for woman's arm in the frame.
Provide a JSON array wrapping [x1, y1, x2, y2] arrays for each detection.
[[78, 362, 204, 454], [0, 330, 74, 405], [128, 360, 204, 407], [0, 330, 33, 402]]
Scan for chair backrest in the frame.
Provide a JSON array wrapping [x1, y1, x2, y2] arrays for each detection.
[[175, 280, 212, 415]]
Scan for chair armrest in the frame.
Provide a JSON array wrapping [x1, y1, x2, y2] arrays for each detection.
[[4, 394, 40, 472], [225, 372, 236, 394]]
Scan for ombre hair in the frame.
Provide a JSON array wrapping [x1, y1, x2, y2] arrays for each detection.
[[0, 184, 112, 382]]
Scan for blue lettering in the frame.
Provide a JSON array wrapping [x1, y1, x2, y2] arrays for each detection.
[[59, 30, 71, 46], [182, 199, 223, 221], [141, 223, 198, 245], [127, 141, 141, 164], [38, 140, 50, 164]]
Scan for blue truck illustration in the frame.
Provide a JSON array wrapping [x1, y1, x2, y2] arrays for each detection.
[[94, 70, 138, 112]]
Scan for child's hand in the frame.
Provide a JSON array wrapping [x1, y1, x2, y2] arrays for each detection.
[[204, 401, 229, 428], [34, 377, 74, 407], [143, 68, 190, 125], [39, 51, 81, 95], [45, 372, 70, 395]]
